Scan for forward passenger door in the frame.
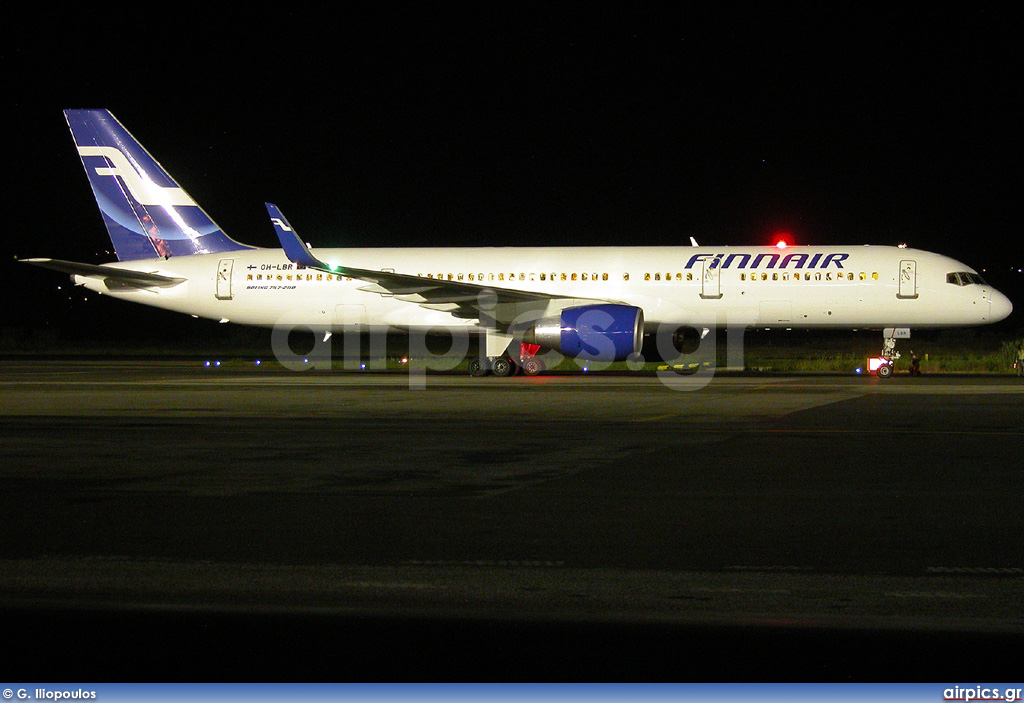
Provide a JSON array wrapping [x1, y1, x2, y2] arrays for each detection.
[[897, 260, 918, 299]]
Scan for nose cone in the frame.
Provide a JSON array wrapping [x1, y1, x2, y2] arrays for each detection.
[[990, 290, 1013, 322]]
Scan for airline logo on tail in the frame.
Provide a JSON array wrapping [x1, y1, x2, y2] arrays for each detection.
[[270, 217, 293, 232], [64, 109, 252, 261], [77, 146, 196, 208]]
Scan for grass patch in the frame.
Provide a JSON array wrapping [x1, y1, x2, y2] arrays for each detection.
[[4, 325, 1023, 376]]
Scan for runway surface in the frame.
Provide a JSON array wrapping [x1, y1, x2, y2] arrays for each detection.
[[2, 359, 1023, 678]]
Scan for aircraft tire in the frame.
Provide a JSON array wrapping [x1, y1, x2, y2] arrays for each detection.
[[468, 359, 491, 377], [491, 357, 517, 377], [877, 363, 893, 378], [522, 358, 545, 376]]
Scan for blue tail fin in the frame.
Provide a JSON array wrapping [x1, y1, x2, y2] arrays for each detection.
[[65, 109, 252, 261]]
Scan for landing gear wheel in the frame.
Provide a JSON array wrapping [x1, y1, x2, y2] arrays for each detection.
[[522, 358, 545, 376], [877, 363, 893, 378], [491, 357, 517, 377], [468, 359, 491, 377]]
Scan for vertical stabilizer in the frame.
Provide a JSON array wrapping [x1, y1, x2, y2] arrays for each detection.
[[64, 109, 252, 261]]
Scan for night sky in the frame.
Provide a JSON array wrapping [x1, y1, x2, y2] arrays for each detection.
[[5, 6, 1022, 337]]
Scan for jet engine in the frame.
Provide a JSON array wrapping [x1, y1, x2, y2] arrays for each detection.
[[523, 304, 644, 362]]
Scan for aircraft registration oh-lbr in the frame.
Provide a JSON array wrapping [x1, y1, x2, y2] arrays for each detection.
[[23, 110, 1012, 377]]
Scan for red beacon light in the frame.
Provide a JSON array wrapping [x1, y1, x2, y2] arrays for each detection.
[[774, 238, 789, 250]]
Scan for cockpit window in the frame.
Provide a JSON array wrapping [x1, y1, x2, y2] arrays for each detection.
[[946, 271, 988, 286]]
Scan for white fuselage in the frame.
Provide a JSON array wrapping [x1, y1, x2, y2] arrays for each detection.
[[76, 245, 1011, 333]]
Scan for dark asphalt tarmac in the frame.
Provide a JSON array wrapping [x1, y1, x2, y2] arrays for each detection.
[[1, 360, 1022, 678]]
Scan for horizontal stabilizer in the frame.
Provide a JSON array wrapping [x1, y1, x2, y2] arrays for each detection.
[[20, 258, 186, 289]]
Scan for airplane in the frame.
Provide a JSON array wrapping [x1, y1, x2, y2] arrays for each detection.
[[22, 109, 1013, 378]]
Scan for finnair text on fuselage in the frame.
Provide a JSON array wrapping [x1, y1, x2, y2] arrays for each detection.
[[685, 252, 849, 270]]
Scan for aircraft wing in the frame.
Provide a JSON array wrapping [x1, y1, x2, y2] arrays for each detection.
[[20, 258, 186, 290], [266, 203, 609, 322]]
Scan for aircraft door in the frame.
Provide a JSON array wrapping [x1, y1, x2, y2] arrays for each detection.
[[700, 260, 722, 299], [897, 259, 918, 299], [333, 304, 366, 328], [216, 259, 234, 300]]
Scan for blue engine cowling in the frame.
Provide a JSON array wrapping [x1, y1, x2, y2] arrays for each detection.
[[531, 304, 645, 362]]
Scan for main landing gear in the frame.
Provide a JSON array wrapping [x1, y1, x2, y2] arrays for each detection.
[[468, 343, 546, 377]]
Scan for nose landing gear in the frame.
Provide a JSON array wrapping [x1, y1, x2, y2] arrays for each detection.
[[876, 327, 913, 378], [877, 336, 900, 378]]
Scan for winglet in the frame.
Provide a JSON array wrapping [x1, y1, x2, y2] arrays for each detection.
[[266, 203, 330, 270]]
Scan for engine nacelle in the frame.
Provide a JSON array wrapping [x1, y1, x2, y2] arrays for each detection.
[[525, 304, 644, 362]]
